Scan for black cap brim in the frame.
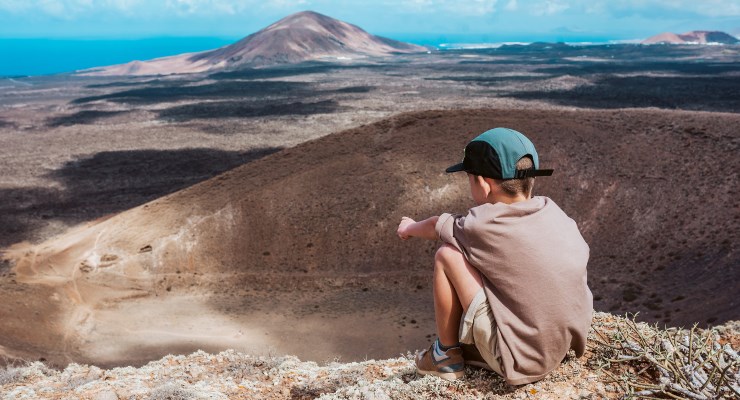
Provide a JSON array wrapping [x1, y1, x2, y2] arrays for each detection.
[[445, 163, 465, 173], [513, 168, 554, 178], [531, 169, 554, 177]]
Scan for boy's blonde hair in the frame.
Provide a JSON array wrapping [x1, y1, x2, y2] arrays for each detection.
[[498, 156, 535, 197]]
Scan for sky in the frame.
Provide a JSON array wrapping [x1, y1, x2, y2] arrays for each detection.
[[0, 0, 739, 43]]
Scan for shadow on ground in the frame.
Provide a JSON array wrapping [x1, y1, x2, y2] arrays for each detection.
[[425, 75, 545, 85], [207, 62, 388, 80], [82, 63, 385, 90], [46, 110, 131, 127], [507, 75, 740, 112], [463, 43, 725, 63], [0, 147, 281, 247], [85, 78, 197, 89], [73, 81, 314, 105], [534, 61, 740, 76], [158, 99, 344, 121]]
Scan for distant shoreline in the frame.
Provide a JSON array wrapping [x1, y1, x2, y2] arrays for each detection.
[[4, 36, 740, 77], [438, 40, 643, 49], [0, 35, 628, 77], [0, 37, 236, 77]]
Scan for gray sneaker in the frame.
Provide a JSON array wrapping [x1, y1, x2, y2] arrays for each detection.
[[461, 343, 493, 371], [415, 342, 465, 381]]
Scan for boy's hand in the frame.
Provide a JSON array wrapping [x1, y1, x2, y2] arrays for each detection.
[[397, 217, 416, 240]]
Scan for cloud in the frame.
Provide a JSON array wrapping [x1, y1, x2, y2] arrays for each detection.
[[0, 0, 310, 18], [530, 0, 569, 16], [399, 0, 499, 16], [164, 0, 261, 16], [0, 0, 141, 17], [0, 0, 94, 18], [618, 0, 740, 18], [0, 0, 33, 13], [558, 0, 740, 18], [1, 0, 738, 25], [268, 0, 307, 7]]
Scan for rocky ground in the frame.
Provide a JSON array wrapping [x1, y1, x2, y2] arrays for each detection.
[[1, 313, 738, 399]]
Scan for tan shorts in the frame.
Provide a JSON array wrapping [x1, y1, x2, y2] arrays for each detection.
[[459, 288, 504, 375]]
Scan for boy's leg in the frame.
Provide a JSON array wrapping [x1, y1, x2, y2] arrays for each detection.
[[433, 244, 484, 347], [415, 244, 483, 380]]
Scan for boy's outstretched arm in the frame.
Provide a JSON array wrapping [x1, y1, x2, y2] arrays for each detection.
[[397, 216, 439, 241]]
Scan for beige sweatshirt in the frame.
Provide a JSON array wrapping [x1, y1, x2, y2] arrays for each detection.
[[436, 196, 592, 385]]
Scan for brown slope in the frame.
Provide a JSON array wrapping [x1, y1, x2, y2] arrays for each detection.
[[83, 11, 426, 76], [643, 30, 740, 44], [1, 108, 738, 367]]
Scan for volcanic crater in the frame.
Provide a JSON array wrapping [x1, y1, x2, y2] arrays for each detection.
[[1, 107, 737, 367]]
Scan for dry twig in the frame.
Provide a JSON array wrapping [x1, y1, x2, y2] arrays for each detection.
[[591, 314, 739, 399]]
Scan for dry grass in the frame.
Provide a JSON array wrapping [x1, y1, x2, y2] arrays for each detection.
[[0, 366, 23, 386], [0, 356, 28, 386], [590, 314, 739, 399]]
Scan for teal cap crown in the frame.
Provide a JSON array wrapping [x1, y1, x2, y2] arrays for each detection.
[[473, 128, 540, 179], [445, 127, 554, 179]]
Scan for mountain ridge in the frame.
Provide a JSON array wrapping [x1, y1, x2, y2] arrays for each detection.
[[81, 11, 426, 76], [642, 30, 739, 45]]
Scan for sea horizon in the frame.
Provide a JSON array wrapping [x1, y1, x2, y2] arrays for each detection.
[[0, 37, 237, 77], [0, 34, 636, 77]]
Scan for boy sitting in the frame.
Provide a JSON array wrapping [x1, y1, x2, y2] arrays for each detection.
[[397, 128, 592, 385]]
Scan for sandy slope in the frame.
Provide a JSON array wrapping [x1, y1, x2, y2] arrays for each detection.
[[1, 108, 737, 368]]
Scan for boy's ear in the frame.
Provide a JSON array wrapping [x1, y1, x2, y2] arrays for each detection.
[[471, 174, 496, 191], [481, 176, 497, 187], [473, 174, 487, 187]]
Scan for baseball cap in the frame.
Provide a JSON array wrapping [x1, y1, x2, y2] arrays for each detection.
[[445, 128, 554, 179]]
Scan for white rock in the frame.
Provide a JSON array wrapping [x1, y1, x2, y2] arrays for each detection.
[[92, 388, 119, 400]]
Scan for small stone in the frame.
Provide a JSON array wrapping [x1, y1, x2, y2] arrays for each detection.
[[93, 388, 119, 400], [100, 254, 118, 262]]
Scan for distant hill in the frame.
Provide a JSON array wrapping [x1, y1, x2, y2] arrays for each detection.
[[642, 30, 739, 45], [82, 11, 426, 76]]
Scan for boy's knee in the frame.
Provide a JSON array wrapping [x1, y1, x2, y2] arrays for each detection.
[[435, 244, 463, 264]]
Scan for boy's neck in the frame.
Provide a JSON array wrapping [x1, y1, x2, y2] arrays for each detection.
[[488, 193, 531, 205]]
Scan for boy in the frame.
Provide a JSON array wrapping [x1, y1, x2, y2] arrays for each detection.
[[397, 128, 592, 385]]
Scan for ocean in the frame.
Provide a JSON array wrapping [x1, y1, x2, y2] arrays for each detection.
[[0, 37, 238, 77], [0, 34, 619, 77]]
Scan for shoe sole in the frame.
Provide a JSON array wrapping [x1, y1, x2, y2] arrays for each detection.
[[465, 360, 493, 371], [416, 368, 464, 381]]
